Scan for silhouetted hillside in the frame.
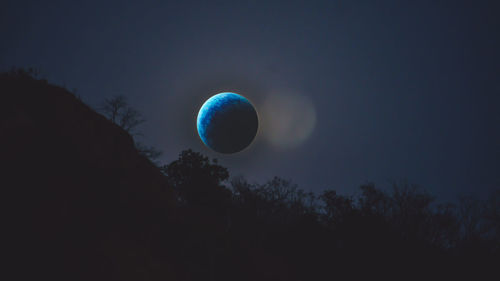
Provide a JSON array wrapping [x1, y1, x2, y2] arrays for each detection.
[[1, 71, 178, 280], [1, 70, 498, 281]]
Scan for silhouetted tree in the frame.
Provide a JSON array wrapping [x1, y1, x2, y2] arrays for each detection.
[[161, 150, 234, 281], [232, 176, 317, 224], [483, 190, 500, 245], [135, 141, 163, 162], [163, 149, 230, 209], [101, 95, 144, 134], [319, 190, 354, 226], [100, 95, 163, 165], [458, 195, 485, 241], [358, 183, 391, 217], [390, 183, 434, 241], [428, 202, 460, 248]]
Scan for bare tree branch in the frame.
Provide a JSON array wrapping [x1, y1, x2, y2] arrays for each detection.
[[101, 95, 144, 134]]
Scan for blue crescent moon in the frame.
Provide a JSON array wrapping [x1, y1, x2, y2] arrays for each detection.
[[197, 92, 258, 154]]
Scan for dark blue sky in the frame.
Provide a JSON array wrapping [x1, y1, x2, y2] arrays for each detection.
[[2, 0, 499, 200]]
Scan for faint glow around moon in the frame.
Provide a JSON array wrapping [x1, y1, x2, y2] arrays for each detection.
[[259, 92, 316, 149]]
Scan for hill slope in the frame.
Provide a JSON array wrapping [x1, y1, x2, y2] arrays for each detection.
[[1, 72, 178, 280], [2, 72, 498, 281]]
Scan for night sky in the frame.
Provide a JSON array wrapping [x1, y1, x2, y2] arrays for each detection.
[[2, 0, 499, 201]]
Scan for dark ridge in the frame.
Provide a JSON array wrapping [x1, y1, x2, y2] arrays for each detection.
[[1, 72, 178, 280], [1, 71, 498, 281]]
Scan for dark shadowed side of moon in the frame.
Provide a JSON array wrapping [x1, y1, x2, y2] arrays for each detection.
[[197, 93, 258, 154]]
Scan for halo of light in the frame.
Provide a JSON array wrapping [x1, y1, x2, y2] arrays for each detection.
[[259, 92, 316, 149]]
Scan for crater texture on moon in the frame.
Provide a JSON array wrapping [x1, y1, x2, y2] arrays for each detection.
[[197, 92, 258, 154]]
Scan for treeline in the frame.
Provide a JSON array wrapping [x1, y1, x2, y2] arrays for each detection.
[[3, 68, 498, 280], [159, 150, 499, 280]]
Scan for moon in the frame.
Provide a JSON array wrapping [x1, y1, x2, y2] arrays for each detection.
[[197, 92, 258, 154]]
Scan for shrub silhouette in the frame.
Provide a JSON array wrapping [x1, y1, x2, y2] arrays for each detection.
[[163, 149, 231, 210]]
